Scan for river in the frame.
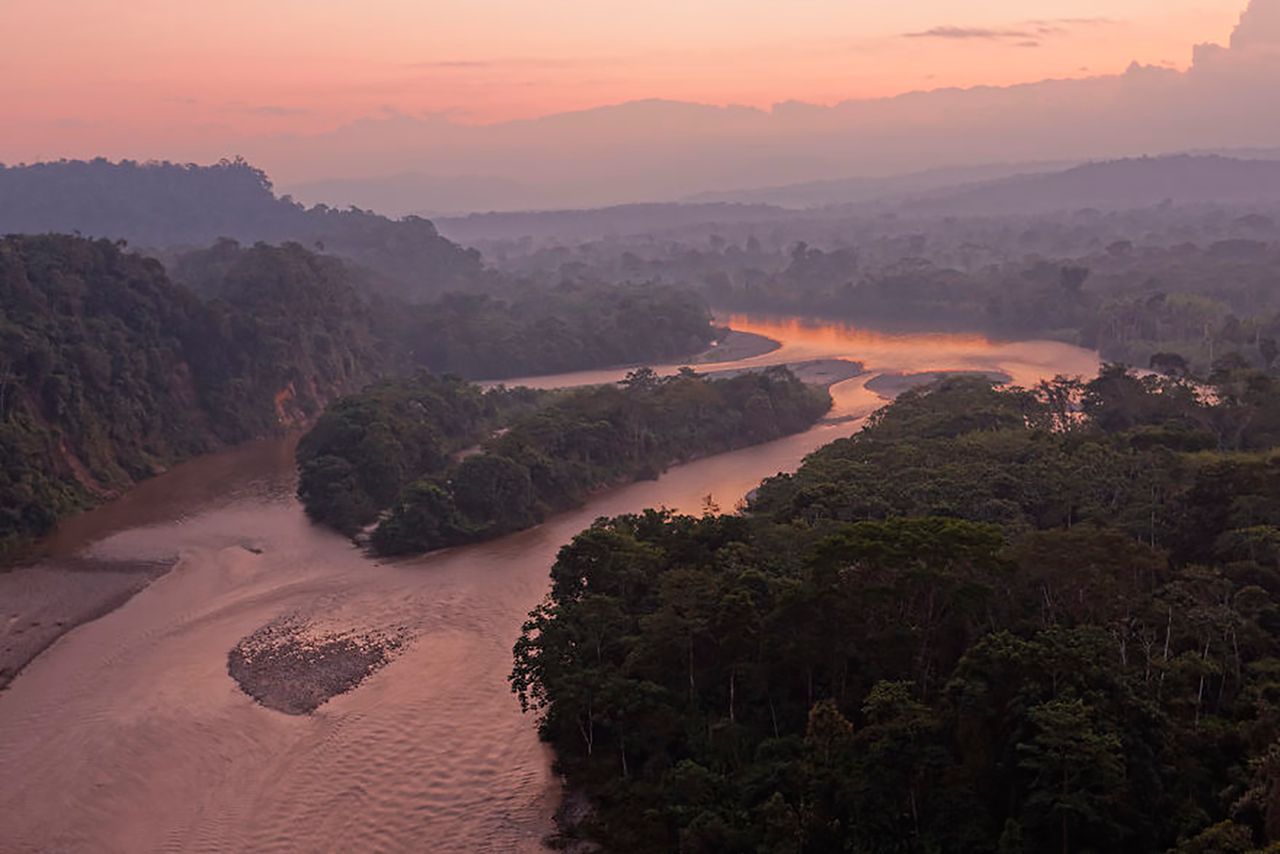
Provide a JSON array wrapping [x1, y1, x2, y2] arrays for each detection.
[[0, 316, 1099, 853]]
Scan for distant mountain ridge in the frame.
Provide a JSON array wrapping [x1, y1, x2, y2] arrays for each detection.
[[682, 161, 1078, 209], [430, 155, 1280, 246], [686, 154, 1280, 215], [435, 203, 787, 244], [907, 155, 1280, 215]]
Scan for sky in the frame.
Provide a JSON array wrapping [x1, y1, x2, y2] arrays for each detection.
[[4, 0, 1276, 211], [4, 1, 1243, 158]]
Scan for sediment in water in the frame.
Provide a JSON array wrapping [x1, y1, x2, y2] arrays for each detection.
[[228, 617, 410, 714]]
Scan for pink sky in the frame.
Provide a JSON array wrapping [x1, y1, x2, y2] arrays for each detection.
[[2, 0, 1245, 163]]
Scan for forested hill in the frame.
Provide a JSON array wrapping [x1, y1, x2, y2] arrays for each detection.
[[174, 239, 717, 382], [515, 368, 1280, 852], [387, 283, 715, 379], [0, 235, 390, 559], [0, 158, 487, 300]]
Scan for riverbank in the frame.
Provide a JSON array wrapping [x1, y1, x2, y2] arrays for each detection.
[[0, 436, 298, 692], [224, 360, 863, 715], [0, 333, 802, 695], [705, 357, 864, 387], [0, 351, 826, 695], [0, 339, 1054, 696], [0, 557, 174, 690], [686, 329, 781, 364]]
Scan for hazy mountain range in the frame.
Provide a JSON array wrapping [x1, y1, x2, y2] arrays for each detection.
[[277, 0, 1280, 213], [902, 155, 1280, 216], [680, 162, 1078, 209], [6, 153, 1278, 254], [432, 154, 1280, 244]]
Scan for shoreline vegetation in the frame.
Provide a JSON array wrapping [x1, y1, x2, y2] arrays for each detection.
[[0, 291, 779, 692], [457, 176, 1280, 385], [864, 369, 1014, 398], [299, 365, 837, 557], [514, 364, 1280, 853], [0, 233, 722, 564], [0, 360, 835, 699]]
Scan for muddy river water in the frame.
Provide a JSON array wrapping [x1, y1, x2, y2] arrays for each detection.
[[0, 316, 1099, 853]]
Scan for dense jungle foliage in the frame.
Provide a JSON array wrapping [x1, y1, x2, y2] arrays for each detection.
[[370, 367, 829, 554], [387, 283, 714, 380], [297, 366, 830, 554], [473, 203, 1280, 376], [512, 367, 1280, 853], [0, 235, 205, 557], [732, 239, 1280, 377], [173, 239, 392, 439], [0, 235, 390, 558], [0, 232, 717, 559], [175, 239, 717, 383], [295, 374, 544, 535]]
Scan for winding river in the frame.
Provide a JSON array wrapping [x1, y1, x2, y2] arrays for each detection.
[[0, 316, 1099, 853]]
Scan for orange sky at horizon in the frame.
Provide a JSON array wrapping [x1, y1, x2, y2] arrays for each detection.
[[2, 0, 1246, 162]]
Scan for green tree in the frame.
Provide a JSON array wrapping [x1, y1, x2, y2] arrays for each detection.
[[1016, 697, 1125, 854]]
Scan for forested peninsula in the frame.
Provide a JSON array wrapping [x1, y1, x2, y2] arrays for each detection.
[[298, 366, 833, 555], [513, 365, 1280, 853]]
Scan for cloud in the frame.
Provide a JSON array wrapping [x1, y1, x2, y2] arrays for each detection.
[[905, 17, 1116, 44], [1194, 0, 1280, 68], [904, 26, 1031, 41], [1230, 0, 1280, 49], [1026, 17, 1115, 29]]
